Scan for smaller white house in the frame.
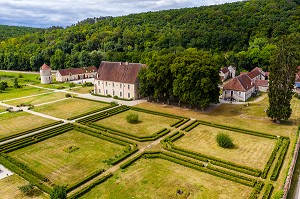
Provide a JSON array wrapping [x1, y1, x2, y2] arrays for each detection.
[[222, 74, 255, 101], [94, 61, 144, 100], [220, 65, 236, 82], [40, 63, 52, 84], [56, 66, 97, 82], [295, 66, 300, 89]]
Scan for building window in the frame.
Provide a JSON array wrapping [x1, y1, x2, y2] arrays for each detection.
[[120, 92, 122, 97], [106, 82, 107, 86], [120, 84, 122, 88], [128, 85, 130, 89], [113, 91, 115, 96], [98, 81, 100, 85], [106, 90, 108, 94], [113, 83, 114, 87], [128, 93, 130, 98], [238, 92, 241, 96], [99, 89, 101, 93]]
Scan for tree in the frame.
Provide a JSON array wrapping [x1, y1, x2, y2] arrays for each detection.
[[126, 113, 139, 124], [267, 35, 300, 122], [13, 78, 19, 89], [216, 133, 234, 148], [19, 183, 35, 196], [0, 81, 8, 90], [50, 185, 67, 199]]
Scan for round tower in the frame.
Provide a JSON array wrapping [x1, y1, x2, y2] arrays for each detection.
[[40, 63, 52, 84]]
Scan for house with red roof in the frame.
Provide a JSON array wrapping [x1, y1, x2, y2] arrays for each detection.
[[94, 61, 144, 100], [295, 66, 300, 89], [222, 73, 256, 101], [55, 66, 97, 82], [219, 65, 236, 82]]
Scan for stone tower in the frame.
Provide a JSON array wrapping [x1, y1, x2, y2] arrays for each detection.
[[40, 63, 52, 84]]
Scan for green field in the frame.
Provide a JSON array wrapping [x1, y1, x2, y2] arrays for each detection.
[[82, 158, 252, 199], [6, 92, 67, 106], [0, 86, 49, 101], [0, 111, 54, 138], [174, 125, 276, 169], [33, 98, 108, 119], [9, 130, 126, 186], [95, 110, 178, 136]]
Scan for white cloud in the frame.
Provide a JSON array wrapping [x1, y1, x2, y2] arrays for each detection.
[[0, 0, 244, 27]]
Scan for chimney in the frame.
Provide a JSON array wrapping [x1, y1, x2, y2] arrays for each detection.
[[125, 62, 129, 65]]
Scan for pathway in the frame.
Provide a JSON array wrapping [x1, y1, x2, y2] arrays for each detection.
[[2, 91, 54, 102]]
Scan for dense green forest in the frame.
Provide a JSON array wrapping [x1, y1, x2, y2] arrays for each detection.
[[0, 25, 41, 41], [0, 0, 299, 72]]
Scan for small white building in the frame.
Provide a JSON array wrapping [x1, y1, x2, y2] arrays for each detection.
[[220, 65, 236, 82], [40, 63, 52, 84], [94, 61, 143, 100], [56, 66, 97, 82]]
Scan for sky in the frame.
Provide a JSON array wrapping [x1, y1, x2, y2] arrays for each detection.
[[0, 0, 244, 28]]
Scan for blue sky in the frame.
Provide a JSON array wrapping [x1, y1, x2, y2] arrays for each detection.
[[0, 0, 244, 28]]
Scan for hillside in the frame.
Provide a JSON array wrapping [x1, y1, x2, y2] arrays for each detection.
[[0, 0, 299, 71], [0, 25, 42, 41]]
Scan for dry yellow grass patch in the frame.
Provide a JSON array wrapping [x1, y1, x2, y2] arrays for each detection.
[[0, 112, 54, 138], [0, 175, 47, 199], [175, 125, 276, 169]]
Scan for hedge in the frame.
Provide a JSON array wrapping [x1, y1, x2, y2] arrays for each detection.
[[66, 168, 105, 193], [248, 181, 264, 199], [0, 120, 64, 143], [210, 161, 261, 177], [68, 104, 116, 120], [270, 138, 290, 181], [181, 120, 198, 131], [261, 138, 283, 179], [73, 96, 110, 104], [261, 184, 273, 199], [129, 106, 186, 120], [0, 155, 52, 194], [68, 173, 113, 199], [168, 131, 185, 142]]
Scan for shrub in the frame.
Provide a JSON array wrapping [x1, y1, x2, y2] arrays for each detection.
[[126, 113, 139, 124], [216, 133, 234, 148], [50, 185, 67, 199], [82, 82, 93, 87], [65, 93, 72, 98], [19, 183, 35, 196], [69, 82, 76, 88], [113, 95, 119, 99]]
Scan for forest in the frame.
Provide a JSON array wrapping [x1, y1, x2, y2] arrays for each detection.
[[0, 25, 41, 41], [0, 0, 299, 107]]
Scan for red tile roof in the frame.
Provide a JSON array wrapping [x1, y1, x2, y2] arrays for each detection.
[[96, 61, 143, 84], [255, 80, 268, 87], [40, 63, 51, 70], [223, 74, 255, 92], [58, 66, 97, 76], [221, 67, 229, 74], [247, 69, 261, 79]]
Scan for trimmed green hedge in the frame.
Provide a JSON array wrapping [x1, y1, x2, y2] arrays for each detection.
[[248, 181, 264, 199], [270, 138, 290, 181], [262, 184, 273, 199], [73, 96, 110, 104], [210, 161, 261, 177], [0, 155, 52, 194], [68, 104, 116, 120], [130, 106, 186, 120], [261, 138, 283, 179], [0, 120, 64, 143], [66, 168, 105, 193], [181, 120, 198, 131], [68, 173, 113, 199]]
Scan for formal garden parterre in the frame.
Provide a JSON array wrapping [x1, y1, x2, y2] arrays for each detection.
[[0, 101, 297, 198]]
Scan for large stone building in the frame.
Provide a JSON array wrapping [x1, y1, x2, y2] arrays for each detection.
[[94, 61, 143, 100], [55, 66, 97, 82], [40, 63, 52, 84]]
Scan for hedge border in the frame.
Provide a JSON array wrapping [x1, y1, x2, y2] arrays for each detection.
[[262, 184, 273, 199], [129, 106, 187, 120], [67, 104, 116, 120], [248, 181, 264, 199]]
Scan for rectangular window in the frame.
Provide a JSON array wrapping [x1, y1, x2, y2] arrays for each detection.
[[128, 93, 130, 98], [98, 81, 100, 85], [238, 92, 241, 96], [128, 84, 130, 89], [106, 90, 108, 94], [106, 82, 107, 86], [99, 89, 101, 93], [120, 84, 122, 88], [120, 92, 122, 97], [113, 91, 115, 96], [113, 83, 114, 87]]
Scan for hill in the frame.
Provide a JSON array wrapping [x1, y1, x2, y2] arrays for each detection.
[[0, 25, 42, 41], [0, 0, 299, 71]]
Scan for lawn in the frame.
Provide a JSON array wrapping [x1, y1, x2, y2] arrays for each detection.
[[0, 105, 6, 112], [0, 71, 40, 86], [0, 86, 49, 101], [33, 98, 109, 119], [174, 125, 277, 169], [95, 110, 178, 137], [82, 158, 252, 199], [70, 86, 94, 94], [6, 92, 67, 106], [0, 112, 54, 139], [9, 130, 126, 186]]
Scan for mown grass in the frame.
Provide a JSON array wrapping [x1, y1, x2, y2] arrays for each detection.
[[174, 125, 276, 169], [6, 92, 67, 106], [82, 158, 252, 199], [0, 111, 54, 139], [70, 86, 94, 94], [0, 174, 47, 199], [95, 110, 178, 137], [33, 98, 108, 119], [9, 130, 126, 186], [0, 86, 49, 101]]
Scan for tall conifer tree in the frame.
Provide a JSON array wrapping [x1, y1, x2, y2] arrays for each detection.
[[267, 36, 299, 122]]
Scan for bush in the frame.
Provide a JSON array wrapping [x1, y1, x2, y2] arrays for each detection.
[[216, 133, 234, 148], [50, 185, 67, 199], [65, 93, 72, 98], [126, 113, 139, 124], [19, 183, 35, 196]]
